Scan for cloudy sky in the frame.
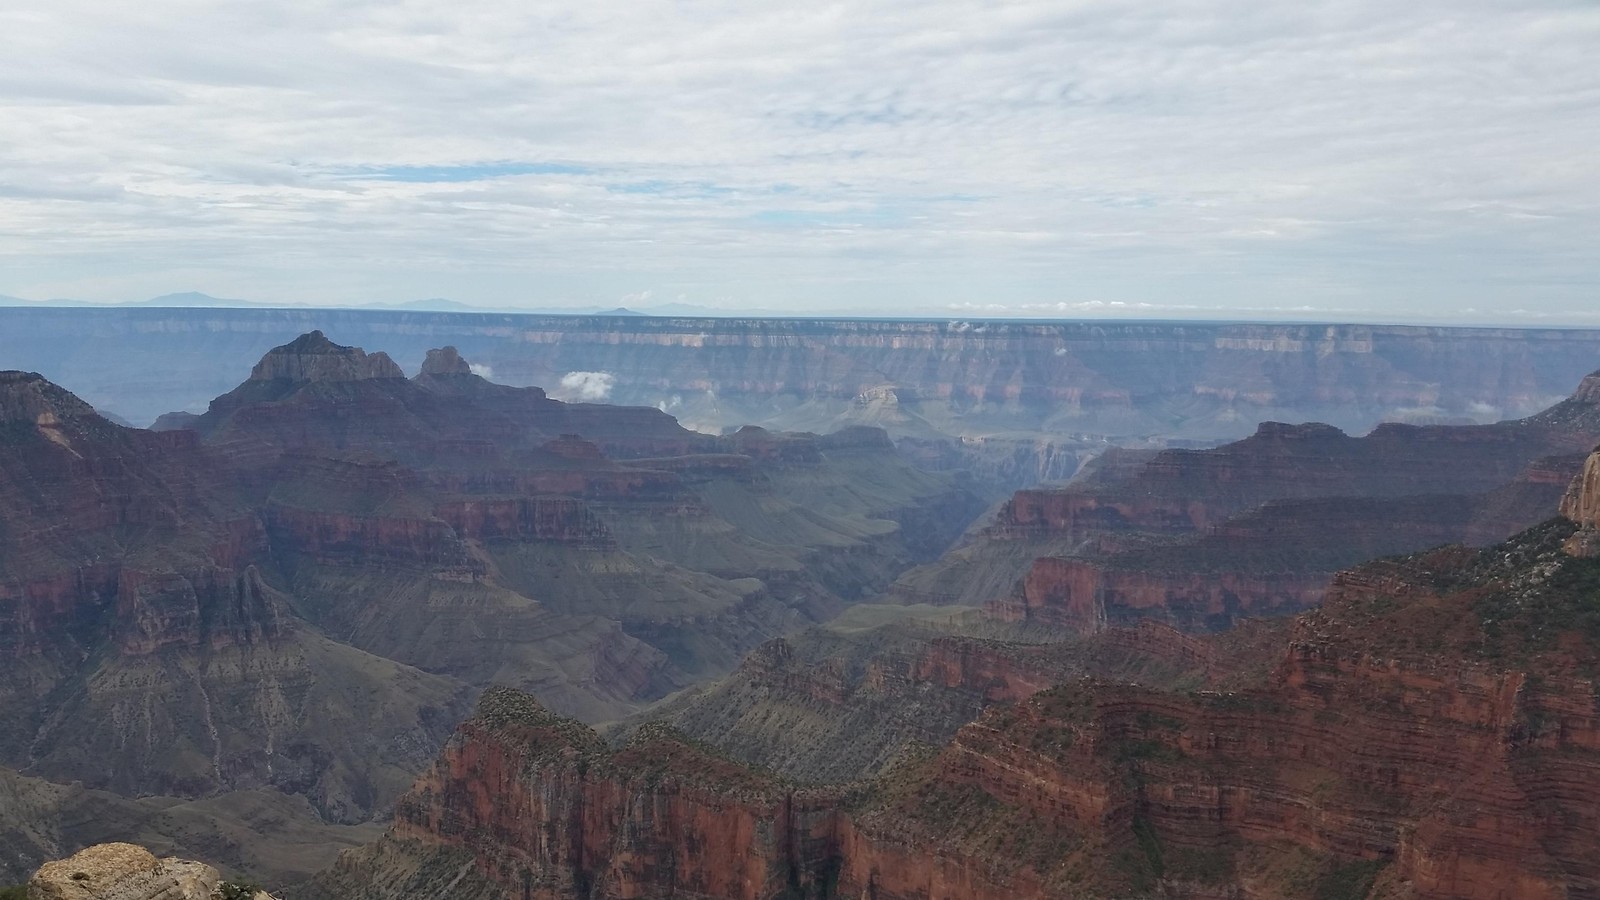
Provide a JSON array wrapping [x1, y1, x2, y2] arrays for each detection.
[[2, 0, 1597, 321]]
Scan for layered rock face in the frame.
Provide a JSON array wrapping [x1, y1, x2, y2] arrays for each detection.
[[1560, 447, 1600, 556], [7, 309, 1600, 440], [322, 514, 1600, 899], [305, 688, 1030, 900], [8, 308, 1600, 503], [176, 337, 980, 701], [247, 330, 403, 383], [0, 333, 982, 879], [0, 366, 470, 823], [0, 370, 98, 425], [892, 383, 1600, 632], [634, 608, 1270, 786]]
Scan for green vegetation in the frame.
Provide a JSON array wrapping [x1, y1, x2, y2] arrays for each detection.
[[1312, 858, 1387, 900], [1165, 844, 1235, 884], [0, 885, 26, 900], [1113, 814, 1165, 893], [1117, 739, 1186, 764], [218, 882, 265, 900], [1471, 519, 1600, 664], [1134, 710, 1185, 731]]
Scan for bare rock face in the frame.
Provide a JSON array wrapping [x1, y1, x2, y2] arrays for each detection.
[[25, 842, 263, 900], [1571, 371, 1600, 405], [1560, 448, 1600, 556], [0, 371, 97, 425], [247, 330, 403, 382], [309, 481, 1600, 899], [896, 390, 1600, 627], [419, 346, 472, 376]]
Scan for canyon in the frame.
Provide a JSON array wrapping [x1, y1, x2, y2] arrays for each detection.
[[0, 332, 979, 885], [311, 450, 1600, 899], [6, 313, 1600, 896]]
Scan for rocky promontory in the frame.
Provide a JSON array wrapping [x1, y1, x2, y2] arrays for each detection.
[[26, 843, 275, 900]]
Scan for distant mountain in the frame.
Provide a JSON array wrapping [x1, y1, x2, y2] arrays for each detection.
[[380, 297, 489, 312], [0, 294, 104, 307], [637, 301, 778, 316], [0, 291, 269, 308], [138, 291, 261, 308]]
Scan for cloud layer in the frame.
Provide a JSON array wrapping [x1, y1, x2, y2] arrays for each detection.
[[556, 371, 616, 402], [2, 0, 1597, 321]]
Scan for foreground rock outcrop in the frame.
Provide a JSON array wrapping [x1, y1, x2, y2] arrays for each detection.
[[27, 843, 273, 900]]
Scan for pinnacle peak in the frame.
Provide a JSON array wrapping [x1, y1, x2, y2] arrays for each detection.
[[282, 330, 342, 351], [420, 346, 474, 376], [249, 332, 405, 382]]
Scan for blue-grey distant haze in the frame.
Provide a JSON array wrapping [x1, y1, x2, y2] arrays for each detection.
[[2, 0, 1597, 322]]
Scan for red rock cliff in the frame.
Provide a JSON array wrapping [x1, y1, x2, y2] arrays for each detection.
[[318, 518, 1600, 899]]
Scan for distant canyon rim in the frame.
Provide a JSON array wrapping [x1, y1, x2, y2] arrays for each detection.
[[8, 306, 1600, 500]]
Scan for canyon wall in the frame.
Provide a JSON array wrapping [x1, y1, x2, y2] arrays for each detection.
[[6, 309, 1600, 449], [315, 516, 1600, 899]]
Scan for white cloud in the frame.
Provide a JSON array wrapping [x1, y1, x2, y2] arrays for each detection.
[[0, 0, 1597, 320], [556, 370, 616, 402], [469, 362, 493, 379]]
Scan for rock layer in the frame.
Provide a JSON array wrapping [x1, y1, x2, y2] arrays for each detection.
[[316, 516, 1600, 899], [1560, 447, 1600, 556], [0, 336, 982, 859], [247, 330, 404, 382], [893, 383, 1600, 632]]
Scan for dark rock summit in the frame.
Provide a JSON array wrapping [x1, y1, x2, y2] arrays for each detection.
[[418, 345, 473, 376], [247, 330, 404, 382], [0, 370, 98, 425]]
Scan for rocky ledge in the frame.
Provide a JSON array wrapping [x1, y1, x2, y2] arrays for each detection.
[[27, 843, 275, 900]]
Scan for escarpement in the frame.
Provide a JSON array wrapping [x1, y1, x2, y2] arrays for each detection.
[[890, 375, 1600, 634], [11, 309, 1600, 499]]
